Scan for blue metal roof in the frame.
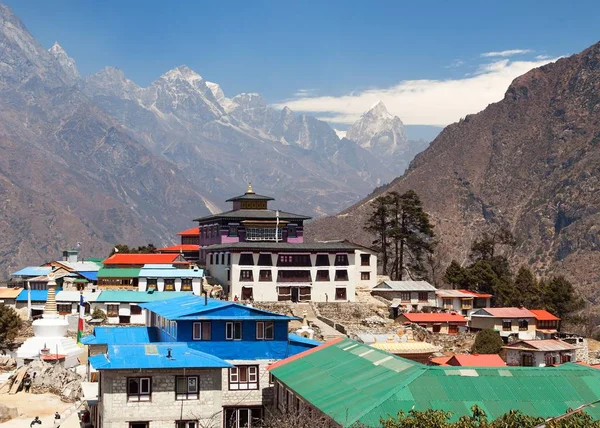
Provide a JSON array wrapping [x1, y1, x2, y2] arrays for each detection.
[[81, 326, 160, 345], [11, 266, 52, 277], [96, 290, 193, 303], [89, 343, 232, 370], [16, 289, 62, 302], [139, 295, 299, 321], [78, 271, 98, 281], [288, 333, 322, 347], [139, 265, 204, 278]]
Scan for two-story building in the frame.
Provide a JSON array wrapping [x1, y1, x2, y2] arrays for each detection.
[[137, 264, 204, 294], [435, 289, 492, 318], [469, 307, 538, 340], [503, 339, 579, 367], [85, 294, 320, 428], [530, 309, 561, 339], [370, 281, 437, 317], [199, 186, 377, 302], [397, 312, 468, 334]]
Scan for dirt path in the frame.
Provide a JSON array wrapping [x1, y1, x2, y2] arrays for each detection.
[[0, 392, 80, 428]]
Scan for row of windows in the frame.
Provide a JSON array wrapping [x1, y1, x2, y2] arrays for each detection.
[[146, 278, 193, 291], [502, 319, 530, 331], [192, 321, 274, 341], [128, 412, 261, 428], [208, 252, 371, 268], [275, 286, 347, 301], [105, 304, 142, 317], [399, 291, 431, 302], [126, 368, 261, 402], [238, 269, 359, 282]]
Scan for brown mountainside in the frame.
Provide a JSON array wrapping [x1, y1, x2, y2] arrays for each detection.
[[307, 41, 600, 301]]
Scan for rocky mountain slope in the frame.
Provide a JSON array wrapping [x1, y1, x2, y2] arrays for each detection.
[[308, 41, 600, 301], [0, 3, 211, 275], [79, 65, 399, 216], [345, 101, 429, 172]]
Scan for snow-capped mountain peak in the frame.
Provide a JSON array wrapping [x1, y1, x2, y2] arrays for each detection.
[[48, 41, 80, 83], [161, 65, 203, 84], [346, 101, 408, 155]]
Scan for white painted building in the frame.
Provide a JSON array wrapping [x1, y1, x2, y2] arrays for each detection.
[[205, 242, 377, 302], [435, 289, 492, 318], [503, 339, 579, 367], [137, 264, 204, 295], [371, 281, 437, 317]]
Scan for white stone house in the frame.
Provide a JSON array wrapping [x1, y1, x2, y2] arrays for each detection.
[[137, 264, 204, 295], [503, 339, 578, 367], [371, 281, 437, 317], [435, 289, 492, 318]]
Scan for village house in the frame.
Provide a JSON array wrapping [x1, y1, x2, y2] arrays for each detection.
[[435, 289, 492, 318], [0, 287, 22, 307], [397, 312, 468, 334], [503, 339, 579, 367], [55, 290, 100, 316], [529, 309, 561, 339], [137, 264, 204, 294], [268, 338, 600, 427], [156, 226, 201, 261], [9, 265, 52, 287], [84, 294, 320, 428], [370, 280, 437, 316], [469, 307, 538, 340], [97, 254, 190, 289], [200, 186, 377, 302]]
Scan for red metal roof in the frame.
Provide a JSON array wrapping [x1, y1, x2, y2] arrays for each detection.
[[267, 338, 342, 371], [429, 356, 452, 366], [157, 244, 200, 252], [475, 307, 535, 318], [177, 227, 200, 236], [103, 253, 182, 265], [529, 309, 560, 321], [457, 289, 493, 298], [401, 313, 467, 323], [447, 354, 506, 367]]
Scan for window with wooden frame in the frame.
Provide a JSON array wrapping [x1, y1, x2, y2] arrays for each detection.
[[418, 292, 429, 302], [361, 272, 370, 281], [127, 377, 151, 401], [176, 421, 197, 428], [239, 254, 255, 265], [360, 254, 370, 266], [518, 319, 529, 331], [334, 254, 349, 266], [209, 254, 213, 264], [228, 225, 239, 237], [287, 225, 297, 238], [227, 253, 231, 265], [545, 354, 557, 366], [175, 376, 198, 400], [106, 304, 119, 317], [560, 353, 572, 363], [400, 291, 411, 301], [335, 287, 347, 301], [448, 324, 458, 334], [316, 270, 329, 281], [164, 279, 176, 291], [193, 321, 211, 341], [239, 270, 253, 281], [130, 304, 142, 315], [522, 353, 534, 366], [315, 254, 330, 266], [129, 423, 149, 428], [226, 321, 242, 340], [256, 321, 274, 340], [181, 278, 193, 291], [229, 366, 258, 390], [57, 303, 72, 314], [259, 270, 272, 281], [502, 319, 512, 331], [334, 270, 348, 281], [257, 253, 273, 266], [146, 278, 157, 291]]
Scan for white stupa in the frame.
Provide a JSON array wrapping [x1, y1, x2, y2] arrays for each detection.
[[16, 273, 83, 368], [294, 311, 315, 340]]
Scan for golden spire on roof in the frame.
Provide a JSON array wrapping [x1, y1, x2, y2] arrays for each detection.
[[246, 183, 254, 194]]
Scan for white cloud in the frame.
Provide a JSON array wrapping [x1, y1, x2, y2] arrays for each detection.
[[481, 49, 533, 57], [274, 57, 558, 127], [445, 59, 465, 68], [293, 88, 317, 97], [535, 54, 551, 60]]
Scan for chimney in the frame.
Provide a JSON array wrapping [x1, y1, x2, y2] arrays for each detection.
[[166, 348, 172, 359]]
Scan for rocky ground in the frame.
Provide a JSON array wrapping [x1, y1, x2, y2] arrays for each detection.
[[0, 392, 80, 428]]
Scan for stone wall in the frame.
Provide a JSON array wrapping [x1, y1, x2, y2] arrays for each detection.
[[100, 369, 222, 428]]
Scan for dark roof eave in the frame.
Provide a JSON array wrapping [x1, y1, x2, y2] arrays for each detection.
[[225, 193, 276, 202], [193, 210, 312, 223]]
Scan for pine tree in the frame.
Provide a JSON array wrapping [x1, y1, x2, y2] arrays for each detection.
[[364, 196, 391, 275], [541, 276, 585, 319], [511, 266, 541, 308]]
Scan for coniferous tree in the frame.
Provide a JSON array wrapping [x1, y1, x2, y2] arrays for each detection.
[[510, 266, 542, 308], [364, 196, 391, 275], [541, 276, 585, 319]]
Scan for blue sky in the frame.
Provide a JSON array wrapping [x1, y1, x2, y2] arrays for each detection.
[[5, 0, 600, 131]]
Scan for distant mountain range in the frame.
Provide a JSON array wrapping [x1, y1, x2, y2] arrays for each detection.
[[0, 2, 429, 276], [308, 40, 600, 302]]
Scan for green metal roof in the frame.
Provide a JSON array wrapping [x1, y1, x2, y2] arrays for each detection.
[[96, 291, 193, 303], [97, 267, 140, 278], [269, 338, 600, 427]]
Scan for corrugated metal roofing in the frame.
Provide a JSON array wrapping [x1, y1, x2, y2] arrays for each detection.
[[0, 288, 23, 298], [11, 266, 52, 277], [373, 280, 436, 291], [472, 307, 535, 318], [503, 339, 577, 352], [447, 354, 506, 367], [457, 289, 492, 298], [157, 244, 200, 252], [401, 313, 467, 323], [16, 289, 60, 302], [177, 227, 200, 236], [97, 267, 141, 278], [95, 291, 192, 303], [55, 291, 100, 303], [78, 271, 98, 281], [89, 343, 232, 370], [138, 295, 297, 321], [370, 341, 440, 354], [102, 253, 182, 265], [81, 326, 159, 345], [436, 289, 493, 298], [270, 338, 600, 426], [54, 261, 101, 272], [529, 309, 560, 321], [139, 265, 203, 278]]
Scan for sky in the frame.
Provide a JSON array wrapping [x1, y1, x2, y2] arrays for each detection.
[[4, 0, 600, 133]]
